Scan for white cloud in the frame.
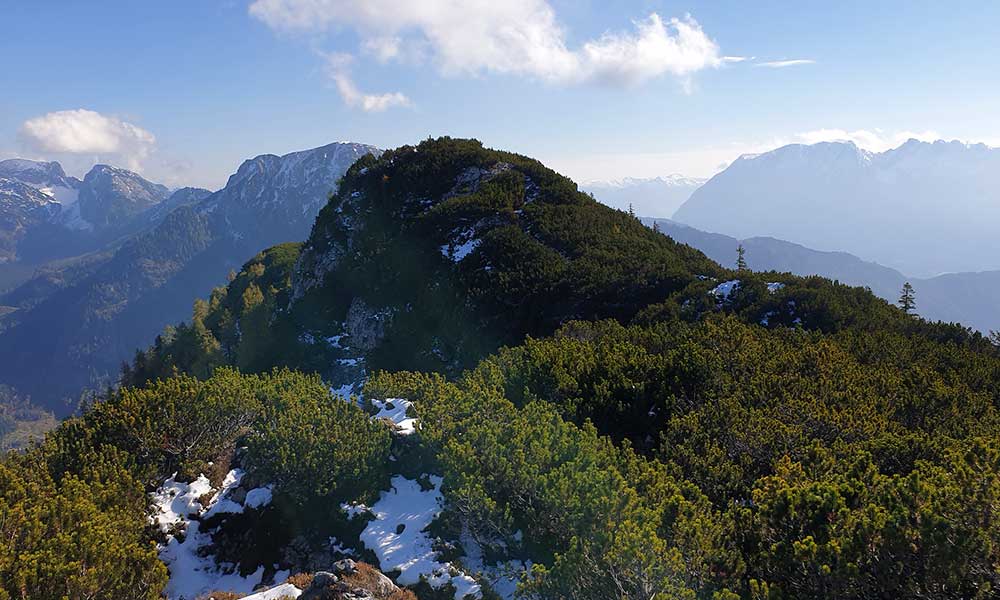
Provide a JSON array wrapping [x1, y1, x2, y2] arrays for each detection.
[[362, 36, 404, 62], [323, 53, 412, 112], [249, 0, 725, 90], [754, 59, 816, 68], [581, 14, 724, 86], [18, 109, 156, 171]]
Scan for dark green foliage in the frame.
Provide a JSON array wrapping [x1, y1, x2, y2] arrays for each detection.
[[138, 138, 723, 384], [899, 280, 916, 314], [125, 243, 313, 386], [0, 446, 168, 600], [244, 369, 391, 504], [414, 315, 1000, 598], [0, 368, 391, 599], [366, 369, 741, 599]]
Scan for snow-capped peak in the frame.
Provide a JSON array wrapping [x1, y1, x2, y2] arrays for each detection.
[[584, 173, 706, 189]]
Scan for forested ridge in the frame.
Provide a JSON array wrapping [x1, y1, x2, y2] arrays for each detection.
[[3, 138, 1000, 600]]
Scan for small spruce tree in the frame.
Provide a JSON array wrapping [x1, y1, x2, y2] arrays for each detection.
[[737, 244, 748, 272], [899, 281, 916, 314], [652, 221, 661, 233]]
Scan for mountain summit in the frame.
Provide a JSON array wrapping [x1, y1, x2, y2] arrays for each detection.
[[77, 164, 170, 229]]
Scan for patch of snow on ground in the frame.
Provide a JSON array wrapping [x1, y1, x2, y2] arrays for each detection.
[[151, 470, 284, 600], [344, 475, 481, 599], [440, 230, 481, 263], [451, 238, 480, 261], [245, 486, 273, 509], [710, 280, 741, 298], [202, 469, 246, 519], [240, 583, 303, 600], [372, 398, 418, 435], [331, 381, 360, 401], [766, 282, 786, 293], [459, 533, 529, 600]]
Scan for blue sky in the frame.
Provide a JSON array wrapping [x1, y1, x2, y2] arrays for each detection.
[[2, 0, 998, 188]]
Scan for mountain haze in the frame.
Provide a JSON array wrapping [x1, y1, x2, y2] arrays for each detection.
[[648, 218, 1000, 333], [673, 139, 1000, 277], [583, 174, 704, 217]]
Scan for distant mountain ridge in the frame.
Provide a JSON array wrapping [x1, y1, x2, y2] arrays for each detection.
[[0, 158, 183, 264], [0, 141, 379, 413], [583, 174, 705, 218], [0, 179, 62, 263], [77, 164, 170, 229], [648, 217, 1000, 333], [673, 139, 1000, 277]]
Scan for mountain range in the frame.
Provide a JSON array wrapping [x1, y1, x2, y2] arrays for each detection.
[[0, 142, 378, 413], [6, 138, 1000, 600], [6, 136, 999, 413], [646, 218, 1000, 334], [582, 174, 705, 217], [672, 139, 1000, 277]]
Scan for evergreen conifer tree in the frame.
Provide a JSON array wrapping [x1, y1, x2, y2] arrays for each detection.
[[899, 281, 916, 314]]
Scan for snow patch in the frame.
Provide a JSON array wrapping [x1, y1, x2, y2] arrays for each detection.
[[459, 533, 529, 600], [245, 486, 273, 509], [710, 280, 740, 298], [372, 398, 418, 436], [151, 470, 284, 600], [344, 475, 481, 599], [440, 237, 481, 262], [240, 583, 302, 600]]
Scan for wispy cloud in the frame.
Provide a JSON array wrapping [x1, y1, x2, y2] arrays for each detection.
[[754, 59, 816, 68], [249, 0, 730, 105], [322, 52, 411, 112]]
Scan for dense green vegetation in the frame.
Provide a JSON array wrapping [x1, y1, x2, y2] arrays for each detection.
[[128, 138, 726, 386], [367, 315, 1000, 598], [5, 138, 1000, 599], [0, 368, 390, 599]]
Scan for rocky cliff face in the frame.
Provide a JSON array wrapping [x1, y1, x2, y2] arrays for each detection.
[[205, 142, 380, 246], [77, 164, 170, 229], [0, 179, 62, 263]]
